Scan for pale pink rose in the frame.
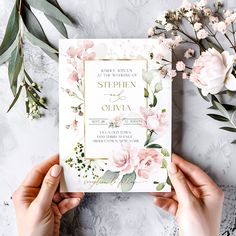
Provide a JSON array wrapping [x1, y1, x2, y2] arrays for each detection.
[[194, 22, 202, 31], [167, 69, 177, 77], [184, 48, 195, 58], [135, 149, 162, 179], [148, 27, 155, 36], [83, 40, 94, 49], [176, 61, 186, 71], [190, 48, 236, 95], [140, 107, 168, 134], [68, 71, 79, 82], [109, 144, 137, 173], [212, 21, 227, 34], [66, 47, 77, 58], [197, 29, 209, 39]]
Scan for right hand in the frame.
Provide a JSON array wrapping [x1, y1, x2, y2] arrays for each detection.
[[152, 154, 224, 236]]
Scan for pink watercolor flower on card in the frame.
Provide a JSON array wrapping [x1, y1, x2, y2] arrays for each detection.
[[140, 107, 168, 134], [135, 149, 162, 179], [109, 144, 137, 174], [68, 71, 79, 83]]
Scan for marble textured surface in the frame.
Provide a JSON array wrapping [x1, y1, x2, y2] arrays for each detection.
[[0, 0, 236, 235]]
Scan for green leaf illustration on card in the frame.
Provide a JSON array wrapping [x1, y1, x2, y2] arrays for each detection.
[[161, 148, 170, 157], [120, 171, 136, 192], [98, 170, 120, 184], [156, 182, 165, 191]]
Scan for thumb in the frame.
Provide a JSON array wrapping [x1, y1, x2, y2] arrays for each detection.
[[168, 163, 195, 204], [35, 164, 62, 209]]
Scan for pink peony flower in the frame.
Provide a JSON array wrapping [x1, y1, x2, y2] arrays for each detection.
[[197, 29, 209, 39], [135, 149, 162, 179], [140, 107, 168, 134], [66, 47, 77, 58], [176, 61, 186, 71], [109, 144, 137, 173], [83, 40, 94, 49], [190, 48, 236, 95], [68, 71, 79, 83]]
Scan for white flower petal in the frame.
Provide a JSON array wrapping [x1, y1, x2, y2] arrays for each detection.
[[225, 74, 236, 91]]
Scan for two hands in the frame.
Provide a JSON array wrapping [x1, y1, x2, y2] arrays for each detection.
[[13, 154, 224, 236]]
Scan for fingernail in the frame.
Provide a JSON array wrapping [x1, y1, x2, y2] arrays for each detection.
[[168, 163, 177, 174], [51, 164, 62, 177], [73, 198, 81, 205]]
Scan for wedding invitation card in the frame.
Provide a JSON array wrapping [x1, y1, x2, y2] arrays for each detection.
[[59, 39, 172, 192]]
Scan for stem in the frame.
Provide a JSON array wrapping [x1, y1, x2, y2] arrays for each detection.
[[18, 0, 22, 15], [205, 25, 224, 50], [232, 23, 236, 46], [224, 33, 236, 52]]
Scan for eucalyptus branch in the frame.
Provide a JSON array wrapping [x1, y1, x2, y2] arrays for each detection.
[[0, 0, 74, 119]]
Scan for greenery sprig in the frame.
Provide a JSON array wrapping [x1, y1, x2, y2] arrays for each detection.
[[0, 0, 73, 118]]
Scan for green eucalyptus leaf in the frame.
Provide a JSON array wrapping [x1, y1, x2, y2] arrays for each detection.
[[161, 148, 170, 157], [25, 31, 58, 53], [220, 127, 236, 132], [153, 95, 157, 107], [207, 114, 229, 122], [0, 3, 19, 56], [45, 15, 68, 38], [144, 87, 149, 97], [26, 0, 73, 26], [161, 159, 168, 168], [212, 100, 230, 119], [8, 45, 23, 96], [21, 3, 58, 61], [21, 3, 48, 43], [24, 70, 41, 92], [146, 143, 162, 149], [231, 139, 236, 144], [7, 84, 23, 112], [120, 171, 136, 192], [156, 182, 165, 191], [0, 34, 18, 65], [197, 88, 210, 102], [97, 170, 119, 184], [208, 104, 236, 111], [166, 176, 171, 185]]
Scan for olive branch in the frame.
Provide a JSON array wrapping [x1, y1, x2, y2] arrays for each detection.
[[0, 0, 73, 119]]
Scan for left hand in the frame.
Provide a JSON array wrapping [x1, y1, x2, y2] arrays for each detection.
[[13, 154, 84, 236]]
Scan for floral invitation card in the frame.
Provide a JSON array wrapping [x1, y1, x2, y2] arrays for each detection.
[[59, 39, 172, 192]]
